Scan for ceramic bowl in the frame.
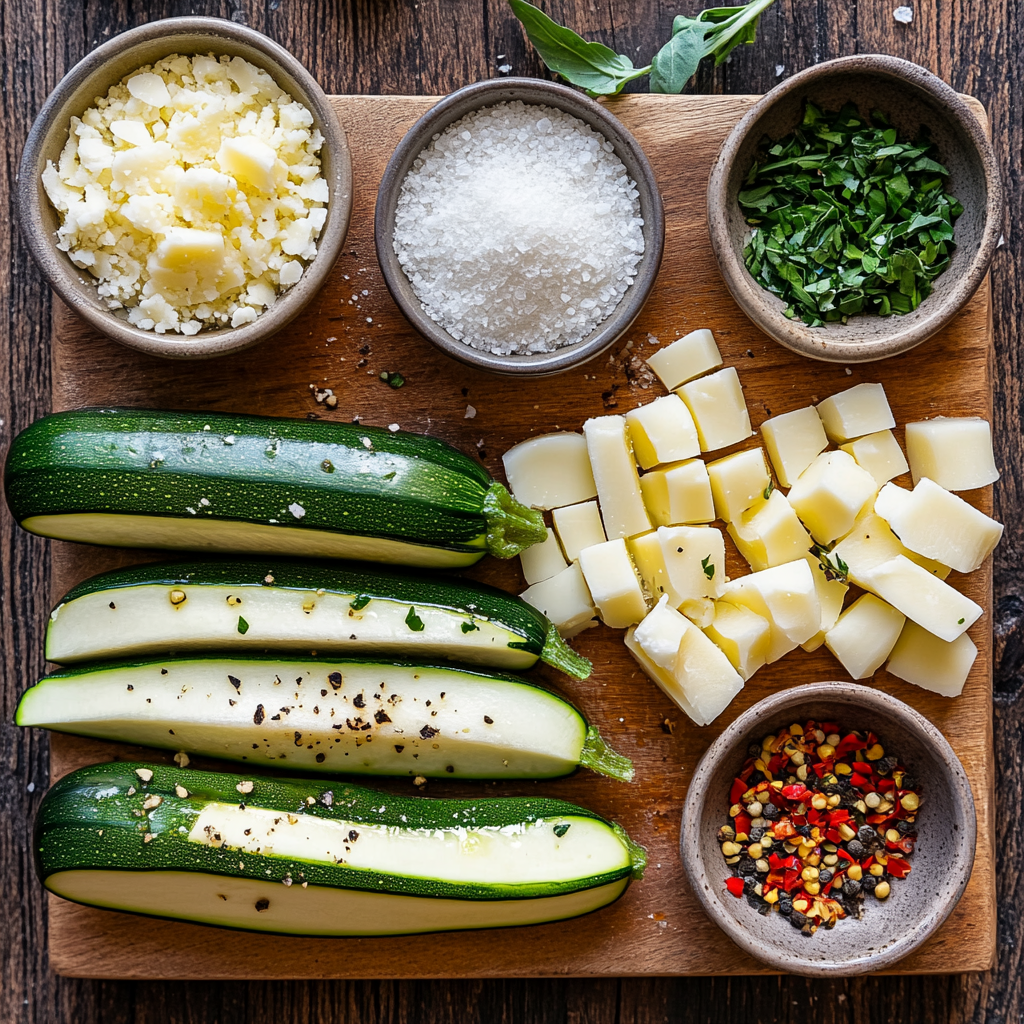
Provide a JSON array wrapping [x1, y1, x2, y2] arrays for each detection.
[[18, 17, 352, 360], [374, 78, 665, 378], [680, 682, 976, 976], [707, 54, 1003, 363]]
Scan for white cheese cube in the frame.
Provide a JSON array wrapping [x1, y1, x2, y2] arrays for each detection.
[[704, 602, 771, 681], [502, 433, 597, 510], [676, 367, 752, 453], [153, 228, 225, 273], [840, 430, 909, 488], [624, 627, 703, 725], [519, 527, 568, 585], [625, 395, 700, 469], [578, 538, 648, 628], [218, 135, 279, 194], [831, 511, 950, 586], [886, 620, 978, 697], [727, 490, 811, 572], [674, 623, 745, 725], [787, 450, 878, 544], [551, 501, 606, 562], [520, 562, 596, 637], [707, 448, 771, 523], [680, 597, 716, 629], [583, 416, 651, 539], [799, 552, 848, 652], [658, 525, 725, 603], [633, 596, 689, 672], [815, 383, 895, 442], [874, 478, 1003, 574], [760, 406, 828, 487], [905, 417, 999, 491], [639, 459, 715, 526], [857, 555, 981, 641], [645, 328, 722, 390], [629, 531, 681, 607], [825, 594, 905, 680]]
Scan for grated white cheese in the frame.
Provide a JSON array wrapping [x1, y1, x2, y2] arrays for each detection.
[[41, 54, 328, 336]]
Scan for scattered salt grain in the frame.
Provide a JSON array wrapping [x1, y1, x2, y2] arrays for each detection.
[[775, 64, 786, 77], [393, 101, 645, 356], [894, 5, 913, 22], [465, 405, 477, 419]]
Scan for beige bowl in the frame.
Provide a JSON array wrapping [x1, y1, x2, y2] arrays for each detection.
[[680, 683, 976, 976], [707, 55, 1003, 363], [18, 17, 352, 360]]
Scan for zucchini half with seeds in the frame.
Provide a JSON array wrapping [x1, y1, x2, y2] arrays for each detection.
[[4, 409, 546, 568], [17, 655, 632, 781], [45, 558, 590, 678], [36, 762, 645, 936]]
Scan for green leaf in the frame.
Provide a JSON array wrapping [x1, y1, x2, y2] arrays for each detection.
[[405, 606, 425, 632], [350, 594, 372, 610], [237, 616, 249, 635], [701, 555, 716, 580], [650, 23, 703, 93]]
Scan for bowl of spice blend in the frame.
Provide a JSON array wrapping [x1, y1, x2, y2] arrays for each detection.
[[19, 17, 352, 359], [375, 78, 664, 377], [681, 682, 976, 976], [707, 55, 1002, 363]]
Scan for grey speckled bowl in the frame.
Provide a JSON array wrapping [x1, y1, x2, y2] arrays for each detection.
[[680, 683, 976, 976], [707, 54, 1003, 364], [18, 17, 352, 360], [374, 78, 665, 378]]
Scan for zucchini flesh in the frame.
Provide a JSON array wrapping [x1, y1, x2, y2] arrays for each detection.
[[17, 655, 632, 780], [4, 409, 546, 566], [36, 762, 645, 935], [45, 558, 591, 679]]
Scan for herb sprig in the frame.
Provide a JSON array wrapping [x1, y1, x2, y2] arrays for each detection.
[[508, 0, 777, 98], [740, 102, 963, 326]]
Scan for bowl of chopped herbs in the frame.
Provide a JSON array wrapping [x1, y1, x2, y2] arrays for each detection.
[[707, 54, 1003, 363]]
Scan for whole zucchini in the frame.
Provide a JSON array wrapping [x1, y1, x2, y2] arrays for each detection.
[[36, 762, 645, 936], [4, 409, 546, 568]]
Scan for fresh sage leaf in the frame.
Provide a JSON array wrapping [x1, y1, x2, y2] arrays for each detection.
[[650, 23, 703, 93]]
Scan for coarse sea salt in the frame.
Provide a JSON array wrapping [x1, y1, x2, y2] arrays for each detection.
[[392, 102, 645, 356]]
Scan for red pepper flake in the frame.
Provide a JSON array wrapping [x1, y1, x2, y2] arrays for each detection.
[[730, 777, 748, 804], [887, 858, 912, 878], [725, 877, 745, 897]]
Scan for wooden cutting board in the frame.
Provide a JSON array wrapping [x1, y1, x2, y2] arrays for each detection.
[[44, 94, 995, 978]]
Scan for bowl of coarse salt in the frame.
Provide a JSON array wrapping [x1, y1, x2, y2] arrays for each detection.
[[19, 17, 352, 360], [375, 78, 664, 377]]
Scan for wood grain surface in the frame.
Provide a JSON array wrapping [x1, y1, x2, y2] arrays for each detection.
[[2, 1, 1022, 1022], [44, 93, 996, 980]]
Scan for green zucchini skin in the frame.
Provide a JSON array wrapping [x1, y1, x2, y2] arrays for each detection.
[[36, 762, 645, 935], [4, 409, 546, 566]]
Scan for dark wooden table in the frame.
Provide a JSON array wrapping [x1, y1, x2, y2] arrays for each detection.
[[2, 1, 1020, 1021]]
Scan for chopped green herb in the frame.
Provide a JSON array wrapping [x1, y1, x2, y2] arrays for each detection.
[[701, 555, 716, 580], [553, 823, 571, 838], [380, 371, 406, 389], [350, 594, 372, 611], [406, 606, 425, 632], [763, 479, 775, 500], [461, 620, 480, 633], [811, 544, 849, 583], [739, 102, 963, 327], [237, 616, 249, 635], [958, 617, 965, 625]]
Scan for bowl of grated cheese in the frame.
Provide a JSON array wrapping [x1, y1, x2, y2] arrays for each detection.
[[375, 78, 664, 377], [19, 17, 352, 359]]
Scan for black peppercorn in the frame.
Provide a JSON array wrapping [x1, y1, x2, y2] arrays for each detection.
[[738, 858, 757, 877], [790, 910, 808, 929], [857, 825, 877, 844], [846, 839, 866, 859], [743, 876, 759, 894], [761, 802, 780, 820], [860, 873, 878, 893], [749, 826, 765, 843], [876, 756, 898, 775], [778, 897, 793, 916], [896, 820, 915, 836], [842, 878, 862, 898], [818, 869, 834, 885]]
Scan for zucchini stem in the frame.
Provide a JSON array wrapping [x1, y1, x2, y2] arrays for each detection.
[[612, 822, 648, 880], [579, 725, 635, 783], [540, 621, 592, 679], [482, 482, 547, 558]]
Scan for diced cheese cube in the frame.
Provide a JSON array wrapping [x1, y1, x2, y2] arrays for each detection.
[[645, 328, 722, 390], [658, 525, 725, 603], [707, 448, 771, 523], [857, 555, 981, 641], [218, 135, 279, 194], [704, 601, 770, 681], [628, 531, 680, 607], [760, 406, 828, 487], [552, 501, 606, 562], [831, 512, 950, 586], [639, 459, 715, 526], [680, 597, 716, 629], [625, 395, 700, 469], [578, 538, 648, 628], [825, 594, 905, 679], [583, 416, 651, 539], [886, 620, 978, 697], [676, 367, 752, 454], [840, 430, 909, 488], [153, 228, 225, 273], [520, 562, 596, 637], [905, 417, 999, 491], [127, 72, 171, 109], [727, 490, 811, 572], [799, 553, 848, 652], [633, 596, 689, 672], [519, 527, 567, 585], [624, 627, 703, 725], [674, 622, 744, 725], [787, 450, 877, 544], [815, 383, 895, 442], [502, 433, 597, 510], [874, 478, 1003, 574]]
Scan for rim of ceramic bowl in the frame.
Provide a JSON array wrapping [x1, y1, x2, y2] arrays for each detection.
[[706, 54, 1004, 364], [18, 16, 352, 360], [680, 682, 977, 976], [374, 77, 665, 378]]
